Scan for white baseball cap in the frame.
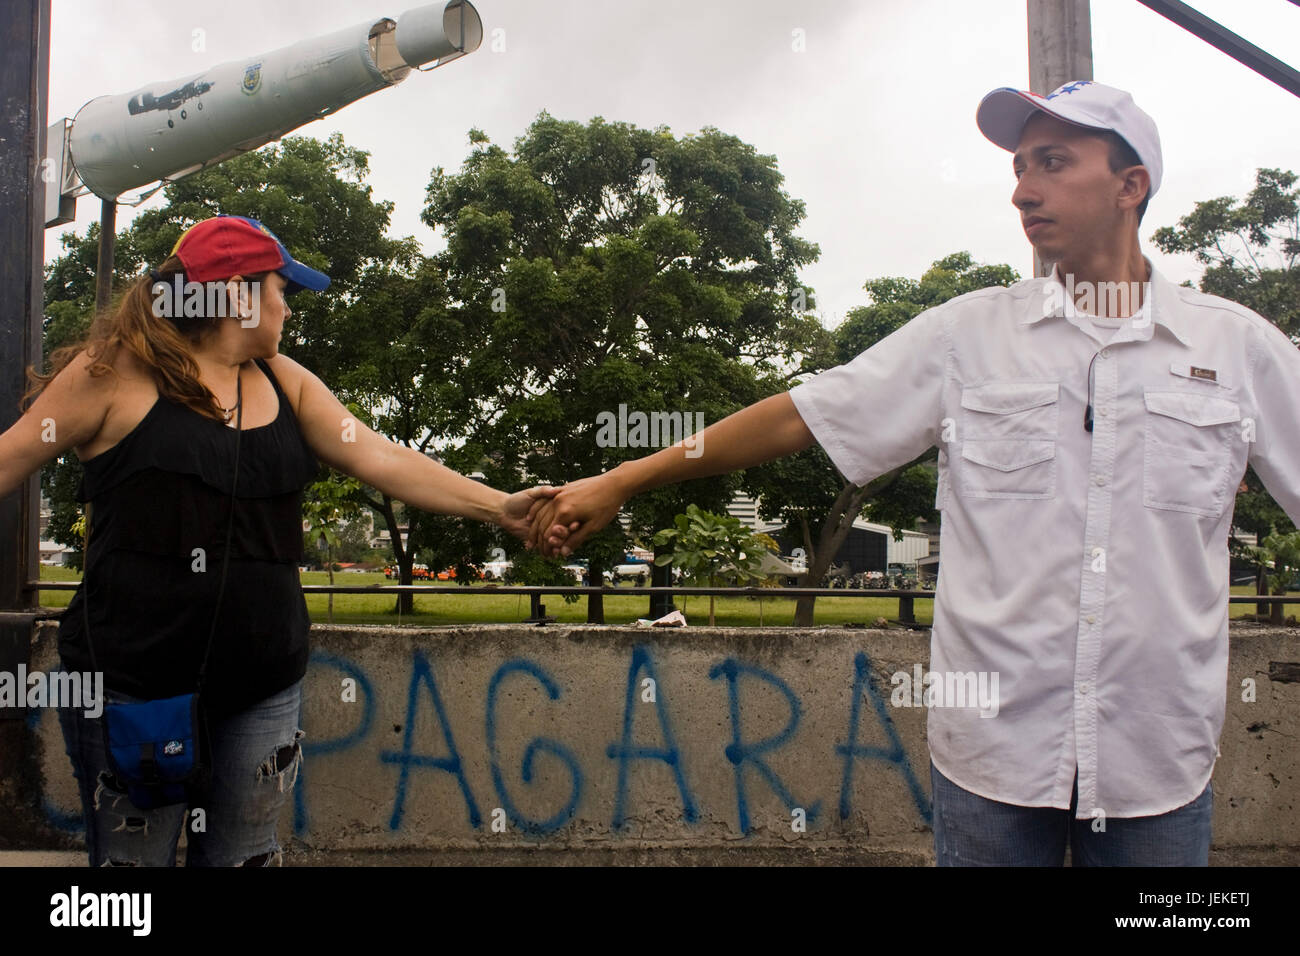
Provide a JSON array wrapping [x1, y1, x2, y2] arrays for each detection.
[[976, 80, 1162, 198]]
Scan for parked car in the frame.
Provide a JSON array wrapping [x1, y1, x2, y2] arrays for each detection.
[[604, 560, 651, 584]]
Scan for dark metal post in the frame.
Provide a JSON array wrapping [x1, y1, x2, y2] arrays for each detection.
[[1135, 0, 1300, 98], [94, 199, 117, 316], [0, 0, 50, 613], [0, 0, 49, 791]]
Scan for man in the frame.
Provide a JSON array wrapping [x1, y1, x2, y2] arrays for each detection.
[[529, 81, 1300, 865]]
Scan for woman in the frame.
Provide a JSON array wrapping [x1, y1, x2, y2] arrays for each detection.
[[3, 215, 556, 866]]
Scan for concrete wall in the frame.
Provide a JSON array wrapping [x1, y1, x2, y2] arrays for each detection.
[[13, 620, 1300, 863]]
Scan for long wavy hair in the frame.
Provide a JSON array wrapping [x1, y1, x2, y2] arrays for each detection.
[[24, 255, 270, 423]]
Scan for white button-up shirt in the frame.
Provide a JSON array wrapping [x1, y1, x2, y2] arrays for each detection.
[[789, 258, 1300, 818]]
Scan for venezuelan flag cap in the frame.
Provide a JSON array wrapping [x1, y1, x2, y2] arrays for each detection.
[[169, 215, 331, 294]]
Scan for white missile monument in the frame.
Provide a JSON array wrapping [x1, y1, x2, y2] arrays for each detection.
[[45, 0, 483, 225]]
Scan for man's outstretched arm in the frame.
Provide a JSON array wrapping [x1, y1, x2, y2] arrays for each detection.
[[530, 392, 815, 556]]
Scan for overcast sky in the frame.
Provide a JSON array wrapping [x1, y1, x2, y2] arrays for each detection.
[[46, 0, 1300, 328]]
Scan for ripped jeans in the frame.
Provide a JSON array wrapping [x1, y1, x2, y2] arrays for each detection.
[[57, 676, 304, 867]]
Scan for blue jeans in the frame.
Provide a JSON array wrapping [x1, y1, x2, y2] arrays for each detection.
[[57, 676, 305, 866], [930, 759, 1213, 866]]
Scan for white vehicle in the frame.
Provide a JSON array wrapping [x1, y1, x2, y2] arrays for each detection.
[[481, 559, 512, 581], [604, 562, 651, 584]]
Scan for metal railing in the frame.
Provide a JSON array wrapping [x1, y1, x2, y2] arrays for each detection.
[[25, 579, 1300, 626]]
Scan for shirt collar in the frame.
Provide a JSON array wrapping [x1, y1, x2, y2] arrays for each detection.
[[1019, 257, 1194, 348]]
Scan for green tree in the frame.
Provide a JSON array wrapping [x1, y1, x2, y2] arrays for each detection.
[[331, 513, 377, 563], [745, 252, 1019, 625], [1152, 167, 1299, 338], [421, 112, 822, 622], [302, 473, 364, 623]]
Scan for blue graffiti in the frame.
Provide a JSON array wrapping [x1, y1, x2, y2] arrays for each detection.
[[606, 645, 698, 829], [295, 650, 377, 835], [380, 648, 481, 830], [708, 658, 821, 835], [836, 651, 931, 825], [34, 642, 932, 843], [486, 659, 582, 835]]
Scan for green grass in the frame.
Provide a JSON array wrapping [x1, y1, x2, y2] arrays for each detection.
[[36, 566, 1294, 628]]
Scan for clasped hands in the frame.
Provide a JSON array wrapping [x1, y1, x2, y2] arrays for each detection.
[[498, 471, 629, 558]]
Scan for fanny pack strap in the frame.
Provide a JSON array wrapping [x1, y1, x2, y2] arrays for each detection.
[[82, 374, 243, 696]]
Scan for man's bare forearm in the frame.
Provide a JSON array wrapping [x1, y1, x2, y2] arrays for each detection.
[[608, 392, 814, 499]]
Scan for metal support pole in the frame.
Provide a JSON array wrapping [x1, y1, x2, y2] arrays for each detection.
[[0, 0, 48, 793], [0, 0, 49, 613], [94, 199, 117, 316], [1026, 0, 1093, 277]]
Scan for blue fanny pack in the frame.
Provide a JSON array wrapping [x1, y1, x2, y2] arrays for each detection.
[[101, 692, 208, 810]]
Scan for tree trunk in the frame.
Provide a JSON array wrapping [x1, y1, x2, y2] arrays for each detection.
[[793, 480, 871, 626], [1256, 565, 1269, 620], [790, 453, 932, 626], [376, 494, 414, 616]]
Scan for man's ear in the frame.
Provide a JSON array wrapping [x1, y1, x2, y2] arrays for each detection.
[[1117, 166, 1150, 214]]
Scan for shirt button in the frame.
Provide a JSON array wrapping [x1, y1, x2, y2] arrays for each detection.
[[1086, 615, 1096, 625], [1100, 347, 1111, 358], [1095, 476, 1106, 486], [1079, 682, 1091, 695]]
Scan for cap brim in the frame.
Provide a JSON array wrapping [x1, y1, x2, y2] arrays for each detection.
[[277, 257, 331, 295], [976, 88, 1046, 152], [977, 87, 1113, 153]]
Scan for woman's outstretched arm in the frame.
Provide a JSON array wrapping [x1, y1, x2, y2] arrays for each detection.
[[284, 354, 557, 541]]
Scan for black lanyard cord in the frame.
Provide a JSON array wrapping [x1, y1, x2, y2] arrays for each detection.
[[1084, 349, 1099, 432]]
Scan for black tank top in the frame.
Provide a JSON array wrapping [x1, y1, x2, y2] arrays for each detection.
[[58, 357, 320, 717]]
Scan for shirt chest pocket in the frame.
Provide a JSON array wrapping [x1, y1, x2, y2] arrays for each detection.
[[1143, 389, 1241, 518], [957, 381, 1059, 499]]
